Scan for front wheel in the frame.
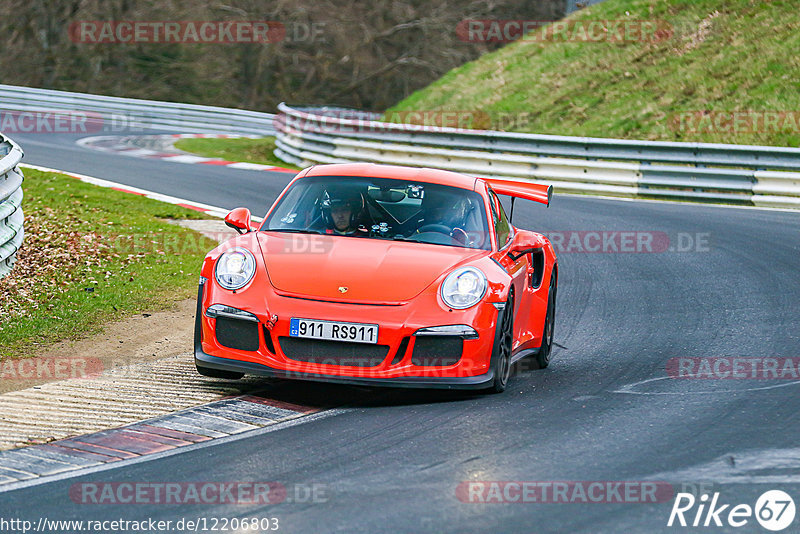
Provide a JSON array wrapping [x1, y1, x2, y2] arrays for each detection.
[[535, 274, 557, 369], [487, 295, 514, 393]]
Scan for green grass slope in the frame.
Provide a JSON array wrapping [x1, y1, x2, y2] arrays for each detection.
[[386, 0, 800, 147], [0, 169, 215, 357]]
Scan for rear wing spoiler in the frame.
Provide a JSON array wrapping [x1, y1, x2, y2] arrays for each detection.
[[483, 178, 553, 207]]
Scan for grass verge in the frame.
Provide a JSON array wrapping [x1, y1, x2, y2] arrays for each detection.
[[0, 169, 217, 359], [386, 0, 800, 147], [174, 136, 303, 170]]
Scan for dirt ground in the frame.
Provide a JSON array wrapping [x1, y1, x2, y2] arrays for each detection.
[[0, 298, 197, 395], [0, 220, 236, 394]]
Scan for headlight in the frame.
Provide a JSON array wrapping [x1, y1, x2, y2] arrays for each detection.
[[440, 267, 487, 309], [215, 248, 256, 290]]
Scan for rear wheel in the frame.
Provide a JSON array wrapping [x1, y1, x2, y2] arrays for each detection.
[[535, 274, 557, 369], [487, 295, 514, 393]]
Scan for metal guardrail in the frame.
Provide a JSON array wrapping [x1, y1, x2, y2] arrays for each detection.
[[0, 134, 24, 278], [0, 84, 275, 136], [2, 85, 797, 209], [274, 103, 800, 209]]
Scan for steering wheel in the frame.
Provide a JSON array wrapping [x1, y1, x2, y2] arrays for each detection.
[[417, 224, 469, 245], [417, 224, 452, 235], [451, 227, 468, 245]]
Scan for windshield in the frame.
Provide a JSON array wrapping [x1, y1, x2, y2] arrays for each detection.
[[263, 175, 490, 250]]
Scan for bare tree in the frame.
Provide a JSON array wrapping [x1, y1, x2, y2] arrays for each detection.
[[0, 0, 566, 111]]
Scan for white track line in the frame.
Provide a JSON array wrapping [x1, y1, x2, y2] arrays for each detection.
[[19, 163, 264, 222]]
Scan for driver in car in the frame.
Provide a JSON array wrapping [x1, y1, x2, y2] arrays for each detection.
[[323, 190, 367, 236], [413, 187, 471, 244]]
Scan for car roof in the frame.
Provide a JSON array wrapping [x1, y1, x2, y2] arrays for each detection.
[[301, 163, 479, 191]]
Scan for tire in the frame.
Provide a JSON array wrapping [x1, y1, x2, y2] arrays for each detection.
[[535, 274, 557, 369], [487, 295, 514, 393]]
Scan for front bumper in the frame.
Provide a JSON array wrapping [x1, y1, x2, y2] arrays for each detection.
[[194, 350, 495, 389], [193, 280, 500, 389]]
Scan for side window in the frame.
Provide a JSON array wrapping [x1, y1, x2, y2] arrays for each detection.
[[488, 190, 511, 248]]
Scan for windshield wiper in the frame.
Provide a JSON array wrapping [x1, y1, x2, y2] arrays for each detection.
[[392, 235, 418, 242], [267, 228, 323, 235]]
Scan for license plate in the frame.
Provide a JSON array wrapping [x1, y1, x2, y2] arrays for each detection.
[[290, 318, 379, 344]]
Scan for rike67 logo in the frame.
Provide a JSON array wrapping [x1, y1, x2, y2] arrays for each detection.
[[668, 490, 796, 531]]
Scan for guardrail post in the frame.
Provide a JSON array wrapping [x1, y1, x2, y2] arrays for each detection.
[[0, 133, 24, 279]]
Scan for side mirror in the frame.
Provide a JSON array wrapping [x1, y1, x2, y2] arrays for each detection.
[[506, 240, 544, 261], [224, 207, 252, 235]]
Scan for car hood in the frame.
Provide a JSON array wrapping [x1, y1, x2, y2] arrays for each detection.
[[257, 232, 484, 303]]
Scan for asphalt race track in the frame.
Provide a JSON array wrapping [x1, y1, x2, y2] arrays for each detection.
[[3, 130, 800, 533], [12, 130, 294, 214]]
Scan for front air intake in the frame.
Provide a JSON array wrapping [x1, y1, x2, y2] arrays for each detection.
[[278, 337, 389, 367], [411, 337, 463, 367], [215, 317, 260, 351]]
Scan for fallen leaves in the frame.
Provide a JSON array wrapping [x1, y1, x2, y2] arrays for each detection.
[[0, 203, 145, 327]]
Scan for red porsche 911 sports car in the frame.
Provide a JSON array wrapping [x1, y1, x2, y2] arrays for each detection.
[[194, 163, 557, 393]]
